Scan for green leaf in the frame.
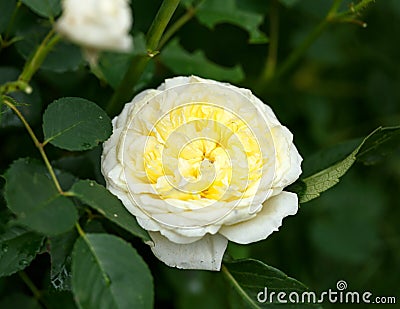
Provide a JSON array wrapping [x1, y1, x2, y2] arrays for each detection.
[[99, 34, 147, 89], [290, 126, 400, 203], [294, 152, 357, 204], [300, 139, 360, 178], [21, 0, 61, 18], [40, 41, 82, 73], [55, 169, 78, 191], [0, 209, 14, 233], [99, 55, 155, 91], [70, 180, 150, 241], [4, 158, 78, 235], [356, 126, 400, 165], [42, 97, 112, 151], [49, 230, 78, 290], [195, 0, 268, 44], [0, 0, 16, 33], [98, 53, 132, 89], [222, 259, 319, 308], [0, 226, 44, 277], [16, 26, 83, 73], [71, 233, 153, 309], [161, 40, 245, 82]]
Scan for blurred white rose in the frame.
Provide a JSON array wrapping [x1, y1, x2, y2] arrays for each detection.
[[55, 0, 133, 62], [101, 76, 302, 271]]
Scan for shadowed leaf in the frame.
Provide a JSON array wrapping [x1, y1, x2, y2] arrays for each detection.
[[72, 234, 153, 309], [42, 97, 111, 151]]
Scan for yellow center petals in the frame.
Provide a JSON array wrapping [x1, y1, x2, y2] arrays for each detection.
[[143, 103, 263, 203]]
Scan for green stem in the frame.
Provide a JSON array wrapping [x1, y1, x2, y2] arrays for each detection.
[[146, 0, 181, 53], [19, 29, 61, 83], [274, 0, 375, 81], [106, 0, 181, 115], [275, 19, 329, 79], [334, 17, 367, 27], [18, 271, 41, 300], [106, 55, 151, 115], [274, 0, 344, 80], [18, 271, 51, 309], [2, 97, 64, 194], [3, 0, 22, 42], [258, 0, 280, 85], [0, 29, 61, 96], [334, 0, 375, 19], [158, 5, 197, 50], [0, 80, 32, 95], [221, 265, 259, 309], [327, 0, 345, 19], [75, 222, 86, 238], [89, 61, 107, 83], [0, 35, 23, 50]]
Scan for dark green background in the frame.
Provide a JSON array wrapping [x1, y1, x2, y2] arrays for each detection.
[[1, 0, 399, 308]]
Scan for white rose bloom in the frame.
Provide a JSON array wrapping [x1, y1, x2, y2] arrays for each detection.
[[101, 76, 302, 271], [55, 0, 133, 61]]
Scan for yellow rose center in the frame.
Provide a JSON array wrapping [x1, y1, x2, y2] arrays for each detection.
[[143, 103, 263, 203]]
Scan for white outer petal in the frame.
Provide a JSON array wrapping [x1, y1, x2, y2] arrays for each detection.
[[283, 142, 303, 186], [101, 90, 160, 222], [158, 76, 193, 90], [148, 232, 228, 271], [271, 126, 303, 190], [219, 191, 298, 244]]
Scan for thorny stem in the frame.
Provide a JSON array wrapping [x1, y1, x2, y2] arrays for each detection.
[[2, 97, 64, 194], [334, 0, 376, 19]]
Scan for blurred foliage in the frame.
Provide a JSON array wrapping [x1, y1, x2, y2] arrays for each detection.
[[0, 0, 400, 308]]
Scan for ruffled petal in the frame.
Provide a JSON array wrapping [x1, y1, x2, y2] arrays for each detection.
[[270, 126, 303, 188], [285, 142, 303, 185], [148, 232, 228, 271], [219, 191, 298, 244]]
